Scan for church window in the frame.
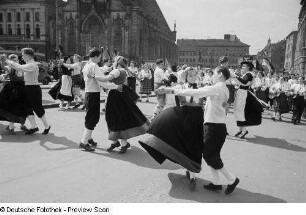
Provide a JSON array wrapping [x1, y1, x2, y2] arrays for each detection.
[[8, 24, 12, 35], [35, 24, 40, 38], [0, 24, 3, 35], [26, 24, 30, 38], [17, 24, 21, 35]]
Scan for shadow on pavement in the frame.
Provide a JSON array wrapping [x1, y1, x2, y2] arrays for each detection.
[[167, 173, 286, 203], [92, 145, 182, 171], [0, 124, 78, 151], [245, 135, 306, 152]]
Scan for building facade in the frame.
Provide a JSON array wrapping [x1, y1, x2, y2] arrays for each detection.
[[0, 0, 177, 64], [258, 38, 286, 72], [294, 0, 306, 74], [284, 31, 297, 73], [0, 0, 55, 59], [177, 34, 250, 68]]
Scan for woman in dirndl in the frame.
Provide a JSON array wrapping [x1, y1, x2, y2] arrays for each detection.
[[62, 54, 85, 109], [57, 56, 73, 109], [269, 76, 290, 121], [139, 67, 204, 191], [253, 71, 268, 103], [138, 63, 152, 102], [232, 61, 263, 139], [0, 54, 31, 134], [98, 56, 149, 154]]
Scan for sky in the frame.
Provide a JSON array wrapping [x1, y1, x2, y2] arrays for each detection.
[[156, 0, 301, 55]]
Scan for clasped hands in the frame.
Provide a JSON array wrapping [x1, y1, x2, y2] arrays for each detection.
[[157, 86, 173, 94]]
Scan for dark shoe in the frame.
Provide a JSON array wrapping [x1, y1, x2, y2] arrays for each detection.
[[225, 178, 240, 195], [102, 108, 106, 112], [240, 131, 249, 139], [185, 170, 190, 180], [203, 183, 222, 191], [119, 142, 131, 154], [72, 103, 81, 109], [25, 127, 39, 135], [81, 105, 86, 110], [189, 178, 196, 191], [20, 125, 28, 132], [146, 99, 149, 103], [234, 131, 242, 137], [106, 141, 120, 152], [278, 117, 282, 122], [79, 143, 95, 152], [42, 126, 51, 135], [271, 117, 276, 121], [88, 139, 97, 147], [6, 126, 16, 135]]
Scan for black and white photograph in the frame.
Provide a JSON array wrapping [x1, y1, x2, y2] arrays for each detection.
[[0, 0, 305, 214]]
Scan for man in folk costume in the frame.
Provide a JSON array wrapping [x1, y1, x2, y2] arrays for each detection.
[[147, 66, 239, 194], [79, 48, 122, 152], [269, 76, 290, 121], [232, 61, 263, 139], [290, 76, 305, 124]]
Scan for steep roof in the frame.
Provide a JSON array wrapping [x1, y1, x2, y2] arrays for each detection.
[[136, 0, 172, 33], [177, 39, 250, 48]]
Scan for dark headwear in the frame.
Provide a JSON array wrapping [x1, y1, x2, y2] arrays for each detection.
[[156, 59, 164, 65], [219, 56, 229, 64], [116, 56, 128, 68], [240, 61, 254, 71], [88, 48, 101, 58]]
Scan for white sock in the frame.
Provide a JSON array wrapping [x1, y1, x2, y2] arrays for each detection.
[[27, 115, 37, 129], [40, 115, 50, 129], [81, 128, 93, 144], [219, 167, 236, 184], [241, 127, 246, 133], [120, 139, 128, 147], [9, 122, 14, 130], [190, 172, 196, 179], [210, 167, 221, 185]]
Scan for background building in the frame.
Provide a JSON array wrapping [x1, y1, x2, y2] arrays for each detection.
[[0, 0, 177, 64], [177, 34, 250, 68], [0, 0, 55, 59], [294, 0, 306, 74], [258, 38, 286, 72], [284, 31, 297, 73]]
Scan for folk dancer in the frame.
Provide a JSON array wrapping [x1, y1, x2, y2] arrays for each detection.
[[5, 48, 51, 135], [79, 48, 122, 152], [232, 61, 263, 139], [144, 66, 240, 194], [139, 67, 205, 191], [62, 54, 85, 109], [0, 54, 29, 134], [95, 56, 150, 154]]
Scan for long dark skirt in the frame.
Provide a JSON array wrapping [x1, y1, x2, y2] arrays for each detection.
[[127, 76, 136, 93], [139, 106, 204, 173], [255, 88, 268, 103], [0, 81, 32, 124], [273, 93, 289, 114], [237, 91, 263, 127], [105, 85, 149, 141]]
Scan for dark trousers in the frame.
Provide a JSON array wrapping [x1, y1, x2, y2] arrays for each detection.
[[202, 123, 227, 170], [25, 85, 44, 118], [84, 92, 100, 130], [292, 96, 305, 123]]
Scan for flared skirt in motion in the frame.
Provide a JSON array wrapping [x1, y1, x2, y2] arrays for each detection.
[[106, 85, 149, 141], [139, 106, 204, 173]]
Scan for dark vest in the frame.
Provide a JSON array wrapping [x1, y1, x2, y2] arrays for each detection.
[[111, 69, 127, 85]]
